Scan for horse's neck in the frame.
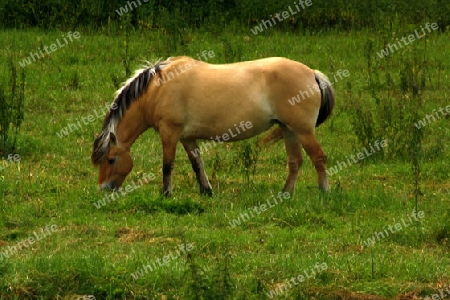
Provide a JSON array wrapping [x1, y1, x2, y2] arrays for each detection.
[[116, 103, 148, 150]]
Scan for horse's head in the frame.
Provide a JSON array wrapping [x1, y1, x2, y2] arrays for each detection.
[[92, 132, 133, 190]]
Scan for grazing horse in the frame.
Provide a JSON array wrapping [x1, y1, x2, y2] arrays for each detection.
[[92, 56, 335, 196]]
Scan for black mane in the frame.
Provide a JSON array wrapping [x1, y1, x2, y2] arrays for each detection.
[[91, 59, 170, 165]]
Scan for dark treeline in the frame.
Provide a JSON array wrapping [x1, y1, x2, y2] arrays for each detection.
[[0, 0, 449, 31]]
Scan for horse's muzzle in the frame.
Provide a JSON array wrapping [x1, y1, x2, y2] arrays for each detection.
[[99, 181, 117, 191]]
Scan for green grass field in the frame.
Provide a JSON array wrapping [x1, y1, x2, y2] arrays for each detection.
[[0, 25, 449, 299]]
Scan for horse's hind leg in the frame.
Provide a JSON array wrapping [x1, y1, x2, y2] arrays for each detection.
[[181, 139, 213, 196], [281, 127, 303, 194], [298, 132, 329, 191]]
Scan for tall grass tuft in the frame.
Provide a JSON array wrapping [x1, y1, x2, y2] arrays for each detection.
[[0, 59, 25, 154], [184, 250, 234, 299], [347, 25, 427, 161], [235, 141, 260, 186], [222, 38, 243, 63], [401, 47, 425, 211], [111, 15, 133, 89]]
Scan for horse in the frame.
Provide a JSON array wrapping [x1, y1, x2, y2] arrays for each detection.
[[91, 56, 335, 197]]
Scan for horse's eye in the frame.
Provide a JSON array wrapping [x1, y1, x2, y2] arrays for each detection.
[[108, 158, 116, 165]]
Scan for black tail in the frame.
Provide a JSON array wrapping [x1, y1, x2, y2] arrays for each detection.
[[314, 70, 335, 127]]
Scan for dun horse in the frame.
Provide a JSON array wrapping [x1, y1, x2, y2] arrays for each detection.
[[92, 56, 335, 196]]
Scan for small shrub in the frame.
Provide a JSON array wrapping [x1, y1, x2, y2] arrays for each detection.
[[235, 141, 260, 185]]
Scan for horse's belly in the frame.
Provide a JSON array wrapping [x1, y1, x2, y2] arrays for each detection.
[[182, 117, 275, 142]]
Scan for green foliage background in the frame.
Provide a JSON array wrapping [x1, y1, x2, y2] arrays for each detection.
[[1, 0, 449, 31]]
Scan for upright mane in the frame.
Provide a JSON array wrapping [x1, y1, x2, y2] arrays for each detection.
[[91, 59, 171, 165]]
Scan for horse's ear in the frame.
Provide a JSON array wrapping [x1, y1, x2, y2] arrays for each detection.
[[109, 132, 117, 146]]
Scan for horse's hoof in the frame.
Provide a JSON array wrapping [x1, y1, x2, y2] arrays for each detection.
[[200, 187, 213, 197], [161, 188, 173, 198]]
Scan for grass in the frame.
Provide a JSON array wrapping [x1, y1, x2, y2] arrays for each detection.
[[0, 24, 449, 299]]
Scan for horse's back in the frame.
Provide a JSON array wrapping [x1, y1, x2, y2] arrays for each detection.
[[150, 56, 321, 139]]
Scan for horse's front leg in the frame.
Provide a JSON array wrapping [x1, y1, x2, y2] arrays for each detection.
[[181, 139, 213, 196], [160, 126, 181, 197]]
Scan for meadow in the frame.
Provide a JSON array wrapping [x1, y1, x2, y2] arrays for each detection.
[[0, 21, 449, 299]]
